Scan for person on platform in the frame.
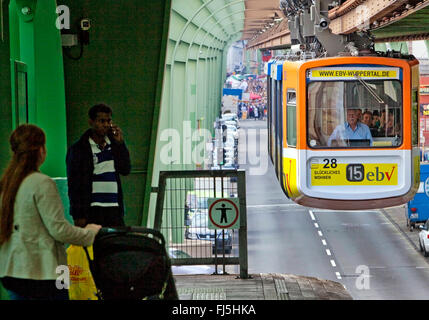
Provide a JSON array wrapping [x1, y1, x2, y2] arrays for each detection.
[[66, 104, 131, 228], [0, 124, 101, 300]]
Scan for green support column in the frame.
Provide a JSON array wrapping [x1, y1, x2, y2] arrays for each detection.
[[9, 0, 67, 177]]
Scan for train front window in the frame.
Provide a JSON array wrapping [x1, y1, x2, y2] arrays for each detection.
[[307, 80, 402, 148]]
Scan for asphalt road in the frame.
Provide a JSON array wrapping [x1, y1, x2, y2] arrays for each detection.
[[240, 119, 429, 300]]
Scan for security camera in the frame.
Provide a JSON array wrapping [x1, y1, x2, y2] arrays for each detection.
[[319, 18, 329, 29], [80, 18, 91, 31]]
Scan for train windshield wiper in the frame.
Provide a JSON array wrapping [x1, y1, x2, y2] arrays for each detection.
[[354, 75, 385, 104]]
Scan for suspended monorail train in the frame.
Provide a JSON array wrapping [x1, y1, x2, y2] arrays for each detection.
[[266, 54, 420, 210]]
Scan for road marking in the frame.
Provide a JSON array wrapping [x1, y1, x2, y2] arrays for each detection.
[[247, 203, 301, 208], [308, 209, 341, 283]]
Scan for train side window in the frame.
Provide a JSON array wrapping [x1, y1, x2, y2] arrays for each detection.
[[412, 89, 419, 146], [287, 90, 297, 146]]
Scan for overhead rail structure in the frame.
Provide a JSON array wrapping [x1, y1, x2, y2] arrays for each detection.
[[246, 0, 429, 50]]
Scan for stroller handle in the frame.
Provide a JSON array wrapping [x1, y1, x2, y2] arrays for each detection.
[[96, 226, 166, 246]]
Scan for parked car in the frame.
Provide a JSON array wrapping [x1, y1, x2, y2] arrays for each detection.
[[221, 113, 238, 121], [212, 230, 233, 254], [168, 248, 215, 275], [186, 212, 232, 254], [168, 248, 192, 259], [419, 219, 429, 257]]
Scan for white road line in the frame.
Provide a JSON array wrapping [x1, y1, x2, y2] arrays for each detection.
[[308, 209, 339, 280], [247, 203, 301, 208]]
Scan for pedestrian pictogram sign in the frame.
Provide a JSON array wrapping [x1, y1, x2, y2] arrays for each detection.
[[207, 198, 240, 229]]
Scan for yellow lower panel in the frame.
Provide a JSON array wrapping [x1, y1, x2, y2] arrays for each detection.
[[282, 157, 300, 198]]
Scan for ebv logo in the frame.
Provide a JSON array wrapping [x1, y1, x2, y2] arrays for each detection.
[[346, 164, 396, 183]]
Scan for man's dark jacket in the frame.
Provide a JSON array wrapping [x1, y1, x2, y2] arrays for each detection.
[[66, 129, 131, 221]]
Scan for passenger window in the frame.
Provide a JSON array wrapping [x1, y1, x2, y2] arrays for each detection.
[[287, 90, 297, 147], [307, 80, 403, 148]]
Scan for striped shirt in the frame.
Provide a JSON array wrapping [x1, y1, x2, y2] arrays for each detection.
[[89, 137, 119, 207]]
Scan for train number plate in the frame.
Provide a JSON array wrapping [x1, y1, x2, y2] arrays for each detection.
[[311, 159, 398, 186]]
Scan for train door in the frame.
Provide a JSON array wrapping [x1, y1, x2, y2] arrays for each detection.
[[271, 72, 276, 165], [271, 60, 283, 179], [266, 60, 273, 162], [276, 78, 283, 179]]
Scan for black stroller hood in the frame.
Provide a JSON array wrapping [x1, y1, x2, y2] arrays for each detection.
[[84, 227, 178, 300]]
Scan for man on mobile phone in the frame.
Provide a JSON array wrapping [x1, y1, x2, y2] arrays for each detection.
[[66, 104, 131, 227]]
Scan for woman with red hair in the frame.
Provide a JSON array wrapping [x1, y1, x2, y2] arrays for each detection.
[[0, 124, 101, 300]]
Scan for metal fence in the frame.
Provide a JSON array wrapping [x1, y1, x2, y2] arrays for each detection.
[[153, 170, 248, 279]]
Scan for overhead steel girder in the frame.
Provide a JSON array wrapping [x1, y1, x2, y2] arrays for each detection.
[[247, 0, 429, 50]]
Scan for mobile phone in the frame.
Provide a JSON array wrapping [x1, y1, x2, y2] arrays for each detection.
[[110, 124, 117, 135]]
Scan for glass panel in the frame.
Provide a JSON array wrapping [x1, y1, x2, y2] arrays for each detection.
[[287, 90, 297, 146], [307, 80, 403, 148], [412, 89, 418, 146]]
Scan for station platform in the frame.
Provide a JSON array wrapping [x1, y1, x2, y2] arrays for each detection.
[[173, 273, 352, 300]]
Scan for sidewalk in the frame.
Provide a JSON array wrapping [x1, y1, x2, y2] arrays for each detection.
[[381, 205, 421, 252], [174, 273, 352, 300]]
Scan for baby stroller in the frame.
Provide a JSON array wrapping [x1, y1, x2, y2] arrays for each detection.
[[83, 226, 178, 300]]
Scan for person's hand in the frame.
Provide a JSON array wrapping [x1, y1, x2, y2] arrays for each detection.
[[74, 218, 87, 227], [110, 123, 124, 143], [85, 224, 102, 234]]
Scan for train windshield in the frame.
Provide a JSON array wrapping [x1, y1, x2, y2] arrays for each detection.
[[307, 68, 403, 148]]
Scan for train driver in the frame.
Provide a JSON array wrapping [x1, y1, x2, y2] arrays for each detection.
[[327, 108, 373, 147]]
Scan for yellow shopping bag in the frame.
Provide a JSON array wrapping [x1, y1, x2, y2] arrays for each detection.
[[66, 245, 98, 300]]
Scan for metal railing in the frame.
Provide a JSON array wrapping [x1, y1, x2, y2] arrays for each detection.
[[153, 169, 248, 279]]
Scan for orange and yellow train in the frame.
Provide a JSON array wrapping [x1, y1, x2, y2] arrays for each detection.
[[266, 55, 420, 210]]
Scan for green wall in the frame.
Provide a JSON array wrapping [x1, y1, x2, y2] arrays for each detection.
[[0, 0, 11, 300], [8, 0, 68, 177], [61, 0, 171, 226], [0, 0, 12, 174]]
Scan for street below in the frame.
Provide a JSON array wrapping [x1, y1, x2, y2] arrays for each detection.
[[240, 119, 429, 300]]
